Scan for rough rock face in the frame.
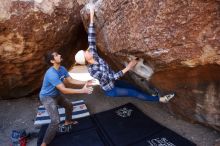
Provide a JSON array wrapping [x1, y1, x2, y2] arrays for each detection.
[[80, 0, 220, 130], [0, 0, 86, 99]]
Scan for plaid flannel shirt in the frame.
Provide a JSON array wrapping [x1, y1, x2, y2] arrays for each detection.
[[87, 23, 123, 91]]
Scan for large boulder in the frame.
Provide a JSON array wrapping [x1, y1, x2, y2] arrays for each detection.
[[80, 0, 220, 130], [0, 0, 87, 99]]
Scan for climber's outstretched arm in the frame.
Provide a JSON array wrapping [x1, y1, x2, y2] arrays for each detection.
[[90, 6, 95, 24], [88, 6, 97, 53]]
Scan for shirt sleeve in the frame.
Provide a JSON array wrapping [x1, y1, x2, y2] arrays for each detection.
[[107, 70, 124, 81], [47, 71, 62, 87], [93, 69, 123, 83], [88, 23, 97, 55], [61, 66, 70, 78]]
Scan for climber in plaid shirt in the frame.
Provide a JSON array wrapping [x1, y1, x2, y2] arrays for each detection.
[[87, 24, 124, 91], [74, 5, 175, 103]]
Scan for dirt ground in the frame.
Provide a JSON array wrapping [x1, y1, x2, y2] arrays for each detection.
[[0, 87, 220, 146]]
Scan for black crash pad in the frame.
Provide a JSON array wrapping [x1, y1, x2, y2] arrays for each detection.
[[38, 103, 196, 146]]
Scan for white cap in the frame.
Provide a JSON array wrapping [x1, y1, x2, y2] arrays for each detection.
[[75, 50, 85, 65]]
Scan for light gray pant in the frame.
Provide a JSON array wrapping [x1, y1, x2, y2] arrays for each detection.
[[40, 96, 73, 144]]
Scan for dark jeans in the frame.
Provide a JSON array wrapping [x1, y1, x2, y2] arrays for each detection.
[[40, 96, 73, 144], [104, 80, 159, 101]]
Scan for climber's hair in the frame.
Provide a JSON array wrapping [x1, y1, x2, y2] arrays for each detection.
[[44, 51, 55, 66]]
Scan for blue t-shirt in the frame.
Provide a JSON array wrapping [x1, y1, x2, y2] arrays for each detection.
[[39, 66, 70, 99]]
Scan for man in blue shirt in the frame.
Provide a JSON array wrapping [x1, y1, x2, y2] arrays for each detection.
[[75, 5, 174, 103], [40, 51, 93, 146]]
